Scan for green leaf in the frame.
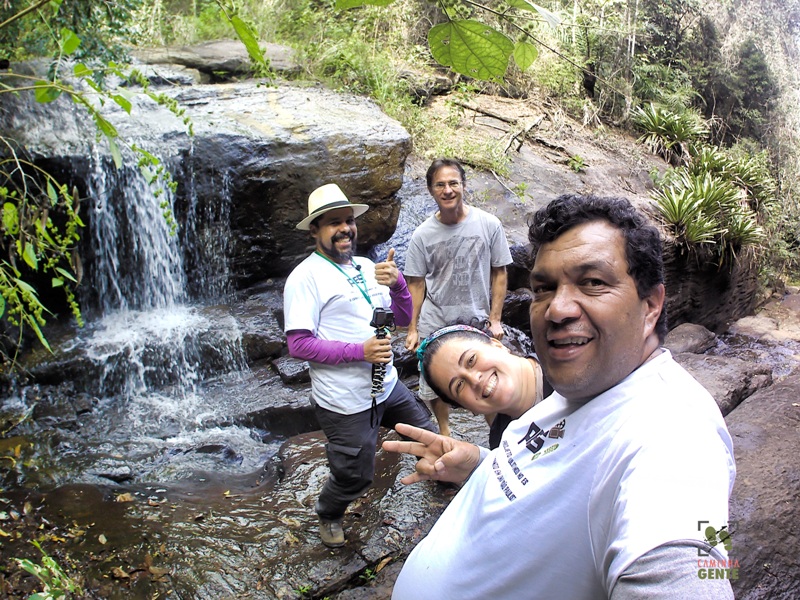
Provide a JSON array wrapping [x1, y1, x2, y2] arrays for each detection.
[[335, 0, 396, 7], [34, 81, 61, 103], [13, 278, 39, 298], [507, 0, 535, 9], [428, 20, 514, 82], [46, 180, 58, 204], [60, 28, 81, 55], [3, 202, 18, 234], [107, 138, 123, 169], [140, 166, 156, 184], [0, 293, 4, 318], [84, 78, 102, 94], [52, 277, 64, 288], [23, 242, 38, 270], [26, 315, 52, 353], [55, 267, 77, 282], [230, 15, 271, 74], [94, 114, 118, 139], [73, 63, 92, 78], [112, 94, 132, 114], [531, 3, 561, 28], [513, 41, 539, 71]]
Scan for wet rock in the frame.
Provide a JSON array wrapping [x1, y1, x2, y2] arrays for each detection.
[[502, 324, 534, 356], [390, 331, 417, 376], [726, 370, 800, 600], [1, 77, 411, 297], [674, 353, 772, 416], [508, 243, 534, 290], [193, 443, 243, 466], [664, 322, 717, 354], [663, 243, 759, 333], [72, 393, 97, 415], [90, 460, 135, 484], [132, 39, 300, 79], [274, 355, 310, 385], [232, 278, 287, 361], [729, 293, 800, 343], [502, 287, 533, 335]]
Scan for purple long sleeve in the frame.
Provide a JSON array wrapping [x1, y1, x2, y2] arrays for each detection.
[[286, 329, 365, 365], [390, 271, 412, 327], [286, 271, 410, 365]]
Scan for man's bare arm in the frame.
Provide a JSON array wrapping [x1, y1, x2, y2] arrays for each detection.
[[404, 275, 426, 351], [488, 265, 508, 340]]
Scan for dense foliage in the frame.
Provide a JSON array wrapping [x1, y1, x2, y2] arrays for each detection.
[[0, 1, 193, 367], [2, 0, 799, 367]]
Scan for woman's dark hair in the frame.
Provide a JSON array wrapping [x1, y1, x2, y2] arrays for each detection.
[[426, 158, 466, 189], [528, 194, 668, 341], [420, 320, 492, 408]]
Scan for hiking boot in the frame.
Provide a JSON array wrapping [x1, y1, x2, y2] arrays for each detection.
[[319, 517, 345, 548]]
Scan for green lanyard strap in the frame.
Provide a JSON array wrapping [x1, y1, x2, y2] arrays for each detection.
[[315, 251, 374, 307]]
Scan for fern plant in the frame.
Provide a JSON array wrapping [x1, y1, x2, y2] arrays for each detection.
[[654, 170, 764, 260], [632, 103, 709, 165]]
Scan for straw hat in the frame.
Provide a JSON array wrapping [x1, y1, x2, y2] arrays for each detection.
[[296, 183, 369, 230]]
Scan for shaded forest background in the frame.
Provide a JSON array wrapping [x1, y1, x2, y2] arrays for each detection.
[[1, 0, 800, 360]]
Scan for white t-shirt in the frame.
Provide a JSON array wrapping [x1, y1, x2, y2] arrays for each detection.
[[393, 350, 736, 599], [404, 206, 512, 337], [283, 252, 397, 414]]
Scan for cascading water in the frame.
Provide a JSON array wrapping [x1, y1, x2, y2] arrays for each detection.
[[19, 150, 281, 488], [86, 146, 186, 314]]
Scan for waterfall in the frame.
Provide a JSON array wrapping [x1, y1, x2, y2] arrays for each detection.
[[85, 148, 187, 315], [11, 144, 273, 486], [73, 148, 246, 405]]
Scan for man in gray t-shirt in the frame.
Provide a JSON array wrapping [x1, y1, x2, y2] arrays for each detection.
[[404, 158, 512, 436]]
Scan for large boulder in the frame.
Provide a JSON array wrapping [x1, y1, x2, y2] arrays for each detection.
[[673, 353, 772, 416], [726, 370, 800, 600], [663, 244, 759, 332], [0, 73, 411, 301], [132, 39, 301, 81]]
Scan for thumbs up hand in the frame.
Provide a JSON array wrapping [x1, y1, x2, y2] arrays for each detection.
[[374, 248, 399, 287]]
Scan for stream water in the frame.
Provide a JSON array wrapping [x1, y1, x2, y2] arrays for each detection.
[[2, 152, 274, 490], [0, 155, 441, 495], [2, 148, 798, 597]]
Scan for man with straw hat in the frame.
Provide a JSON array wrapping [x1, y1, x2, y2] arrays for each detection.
[[284, 183, 436, 548]]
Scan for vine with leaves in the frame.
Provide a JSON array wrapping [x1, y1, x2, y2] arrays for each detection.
[[0, 0, 193, 368]]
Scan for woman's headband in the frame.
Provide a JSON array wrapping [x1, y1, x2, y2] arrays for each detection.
[[416, 324, 491, 377]]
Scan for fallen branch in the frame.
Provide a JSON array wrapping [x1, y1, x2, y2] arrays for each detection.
[[504, 115, 545, 153], [491, 170, 515, 195], [450, 99, 517, 124]]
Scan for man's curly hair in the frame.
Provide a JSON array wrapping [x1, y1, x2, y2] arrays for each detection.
[[528, 194, 668, 341]]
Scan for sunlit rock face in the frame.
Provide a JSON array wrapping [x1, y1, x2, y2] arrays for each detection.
[[1, 71, 411, 300]]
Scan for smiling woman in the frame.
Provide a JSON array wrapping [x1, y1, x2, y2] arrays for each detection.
[[417, 324, 552, 448]]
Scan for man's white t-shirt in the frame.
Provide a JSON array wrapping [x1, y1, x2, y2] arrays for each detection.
[[283, 252, 397, 415], [393, 351, 736, 599]]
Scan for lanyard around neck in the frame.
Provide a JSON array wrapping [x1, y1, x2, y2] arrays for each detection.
[[315, 251, 373, 307]]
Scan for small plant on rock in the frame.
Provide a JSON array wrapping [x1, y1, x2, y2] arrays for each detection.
[[15, 541, 82, 600], [569, 155, 587, 173]]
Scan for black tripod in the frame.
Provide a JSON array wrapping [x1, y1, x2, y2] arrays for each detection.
[[369, 307, 395, 428]]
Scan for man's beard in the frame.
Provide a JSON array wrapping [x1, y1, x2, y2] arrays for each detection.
[[322, 232, 356, 263]]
